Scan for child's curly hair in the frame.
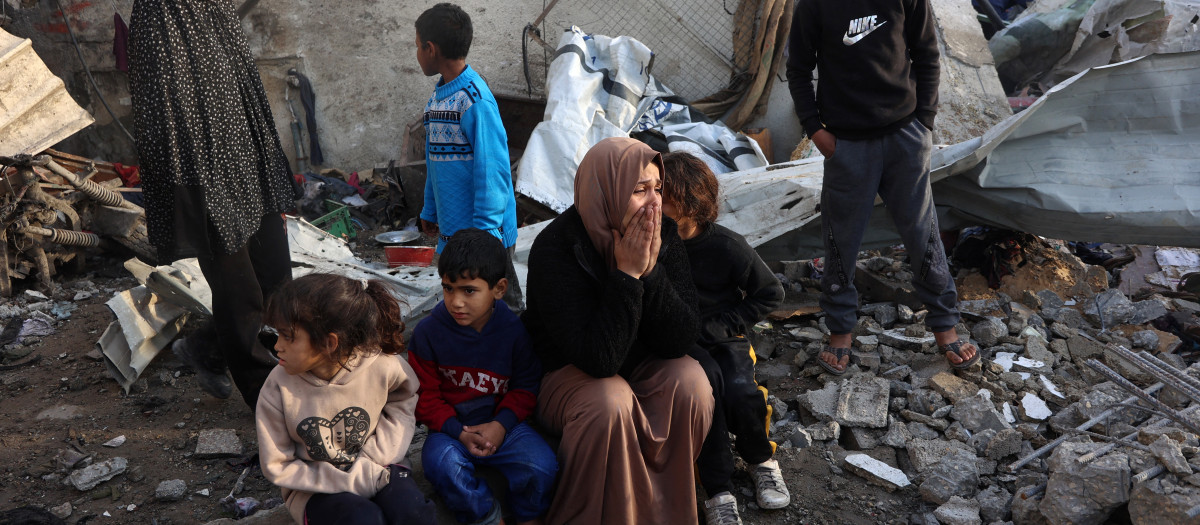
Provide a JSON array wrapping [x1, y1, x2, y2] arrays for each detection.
[[661, 151, 720, 229], [264, 274, 406, 368]]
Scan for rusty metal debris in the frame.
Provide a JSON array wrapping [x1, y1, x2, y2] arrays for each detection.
[[0, 152, 152, 297]]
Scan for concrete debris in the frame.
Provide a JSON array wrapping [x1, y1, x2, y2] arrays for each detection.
[[931, 372, 979, 404], [975, 485, 1012, 523], [843, 453, 911, 491], [1128, 476, 1200, 525], [799, 381, 840, 423], [985, 428, 1023, 460], [156, 479, 187, 501], [952, 392, 1012, 433], [805, 421, 841, 442], [1018, 393, 1051, 422], [194, 429, 242, 459], [1149, 435, 1193, 476], [835, 375, 891, 428], [102, 435, 126, 448], [788, 427, 813, 449], [1040, 442, 1131, 524], [68, 457, 127, 491], [920, 447, 981, 504], [934, 495, 982, 525], [881, 419, 913, 448]]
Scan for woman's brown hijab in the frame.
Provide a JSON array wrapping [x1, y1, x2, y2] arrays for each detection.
[[573, 137, 664, 270]]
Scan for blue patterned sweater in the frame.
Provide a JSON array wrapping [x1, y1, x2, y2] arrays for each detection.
[[420, 65, 518, 252]]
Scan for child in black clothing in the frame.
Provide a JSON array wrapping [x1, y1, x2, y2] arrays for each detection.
[[661, 152, 790, 525]]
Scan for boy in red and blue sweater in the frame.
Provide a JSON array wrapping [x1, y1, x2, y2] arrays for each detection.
[[409, 228, 556, 525]]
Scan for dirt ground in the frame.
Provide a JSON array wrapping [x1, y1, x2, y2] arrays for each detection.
[[0, 247, 930, 525]]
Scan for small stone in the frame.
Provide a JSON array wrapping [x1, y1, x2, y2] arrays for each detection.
[[806, 421, 841, 441], [196, 488, 211, 497], [1130, 330, 1160, 350], [102, 435, 126, 448], [878, 328, 935, 350], [1036, 290, 1065, 310], [789, 428, 813, 449], [952, 392, 1011, 433], [898, 304, 915, 322], [934, 495, 982, 525], [930, 372, 979, 404], [908, 422, 941, 440], [882, 419, 913, 448], [971, 318, 1006, 348], [156, 479, 187, 501], [844, 453, 911, 491], [49, 502, 72, 519], [73, 291, 93, 301], [852, 350, 881, 370], [195, 429, 242, 458], [986, 428, 1023, 460], [69, 457, 128, 491], [976, 485, 1012, 523], [788, 327, 825, 343]]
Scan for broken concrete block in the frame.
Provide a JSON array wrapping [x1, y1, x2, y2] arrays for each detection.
[[898, 304, 915, 323], [194, 429, 242, 459], [1129, 330, 1160, 350], [69, 457, 127, 491], [852, 349, 881, 369], [156, 479, 187, 501], [1128, 476, 1200, 525], [934, 495, 982, 525], [930, 372, 979, 404], [971, 318, 1006, 348], [1018, 393, 1052, 422], [878, 328, 935, 351], [1011, 485, 1048, 525], [952, 392, 1011, 433], [789, 427, 813, 449], [900, 409, 950, 431], [835, 375, 891, 428], [1024, 339, 1056, 368], [882, 419, 913, 448], [1129, 299, 1169, 325], [975, 485, 1012, 523], [919, 448, 981, 504], [1136, 427, 1192, 446], [1065, 333, 1106, 361], [872, 304, 898, 327], [844, 453, 911, 491], [1036, 290, 1065, 310], [1043, 307, 1087, 329], [1083, 289, 1136, 326], [907, 438, 975, 473], [908, 422, 941, 440], [102, 435, 126, 448], [985, 428, 1023, 460], [1149, 435, 1193, 475], [806, 421, 841, 441], [1040, 443, 1131, 524], [842, 427, 880, 450], [49, 502, 71, 519], [788, 327, 825, 343]]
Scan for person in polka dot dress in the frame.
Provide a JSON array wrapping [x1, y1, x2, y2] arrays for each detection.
[[129, 0, 296, 409]]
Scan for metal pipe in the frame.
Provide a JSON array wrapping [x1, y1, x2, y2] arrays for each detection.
[[1077, 405, 1200, 464], [1086, 359, 1200, 435], [1019, 484, 1046, 500], [1007, 382, 1164, 472]]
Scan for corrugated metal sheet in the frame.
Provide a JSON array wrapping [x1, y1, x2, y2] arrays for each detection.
[[0, 27, 94, 156]]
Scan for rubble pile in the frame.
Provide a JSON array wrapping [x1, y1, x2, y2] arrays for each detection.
[[763, 248, 1200, 525]]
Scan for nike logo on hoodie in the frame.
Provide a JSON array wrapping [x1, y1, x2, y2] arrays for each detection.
[[843, 16, 887, 45]]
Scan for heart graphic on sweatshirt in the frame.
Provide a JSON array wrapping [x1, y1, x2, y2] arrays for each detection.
[[297, 407, 370, 467]]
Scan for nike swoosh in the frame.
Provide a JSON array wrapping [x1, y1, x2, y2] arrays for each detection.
[[842, 20, 887, 45]]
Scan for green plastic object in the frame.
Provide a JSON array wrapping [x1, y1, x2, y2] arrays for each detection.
[[312, 199, 356, 239]]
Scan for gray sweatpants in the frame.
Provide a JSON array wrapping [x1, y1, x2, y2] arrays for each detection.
[[819, 119, 960, 334]]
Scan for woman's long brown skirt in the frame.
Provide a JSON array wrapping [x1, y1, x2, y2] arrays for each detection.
[[537, 357, 714, 524]]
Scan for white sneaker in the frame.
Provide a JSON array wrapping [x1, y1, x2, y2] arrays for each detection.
[[703, 492, 743, 525], [751, 458, 791, 509]]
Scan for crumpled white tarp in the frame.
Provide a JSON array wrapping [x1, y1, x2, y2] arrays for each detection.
[[516, 27, 767, 213], [751, 51, 1200, 260]]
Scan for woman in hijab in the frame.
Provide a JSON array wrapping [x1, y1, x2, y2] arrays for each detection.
[[522, 137, 714, 524]]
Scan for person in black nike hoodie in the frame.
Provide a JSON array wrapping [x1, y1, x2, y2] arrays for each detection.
[[786, 0, 979, 375]]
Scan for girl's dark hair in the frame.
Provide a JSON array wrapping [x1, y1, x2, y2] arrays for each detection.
[[415, 3, 473, 60], [264, 274, 406, 368], [661, 151, 720, 229]]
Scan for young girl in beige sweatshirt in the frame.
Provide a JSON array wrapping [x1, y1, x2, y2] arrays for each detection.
[[255, 273, 436, 525]]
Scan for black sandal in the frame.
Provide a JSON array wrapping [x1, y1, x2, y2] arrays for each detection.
[[941, 339, 981, 369], [817, 346, 851, 376]]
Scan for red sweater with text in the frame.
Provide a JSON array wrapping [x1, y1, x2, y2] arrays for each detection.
[[408, 299, 540, 438]]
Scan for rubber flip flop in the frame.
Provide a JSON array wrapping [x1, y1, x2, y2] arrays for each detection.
[[818, 346, 851, 376], [942, 339, 981, 370]]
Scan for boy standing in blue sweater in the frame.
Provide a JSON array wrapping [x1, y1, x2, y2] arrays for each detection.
[[409, 228, 556, 525], [416, 3, 522, 311]]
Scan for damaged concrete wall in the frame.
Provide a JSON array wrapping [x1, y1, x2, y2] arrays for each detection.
[[2, 0, 1006, 170]]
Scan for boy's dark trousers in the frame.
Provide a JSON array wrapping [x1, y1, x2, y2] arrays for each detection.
[[818, 119, 960, 335], [689, 339, 775, 496]]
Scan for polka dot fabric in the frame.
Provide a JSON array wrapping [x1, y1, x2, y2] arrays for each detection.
[[129, 0, 295, 261]]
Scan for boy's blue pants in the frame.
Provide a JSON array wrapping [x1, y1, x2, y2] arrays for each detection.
[[422, 422, 557, 523]]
